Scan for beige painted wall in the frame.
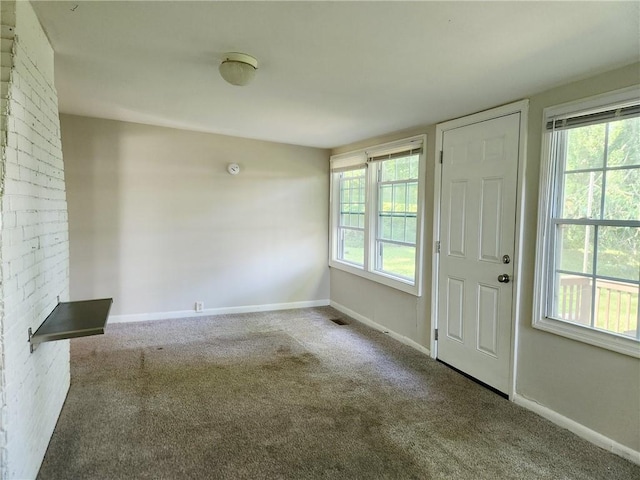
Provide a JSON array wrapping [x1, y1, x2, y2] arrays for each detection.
[[61, 115, 330, 317], [516, 62, 640, 452], [331, 63, 640, 452]]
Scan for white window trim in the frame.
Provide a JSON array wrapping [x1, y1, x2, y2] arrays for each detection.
[[532, 85, 640, 358], [329, 135, 426, 296]]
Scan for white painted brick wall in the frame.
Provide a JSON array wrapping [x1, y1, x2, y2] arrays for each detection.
[[0, 2, 70, 479], [0, 2, 16, 474]]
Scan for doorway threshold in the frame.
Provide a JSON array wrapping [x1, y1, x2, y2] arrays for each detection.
[[437, 359, 509, 400]]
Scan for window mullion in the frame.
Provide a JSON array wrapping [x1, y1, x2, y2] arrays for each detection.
[[550, 218, 640, 228], [377, 238, 415, 248]]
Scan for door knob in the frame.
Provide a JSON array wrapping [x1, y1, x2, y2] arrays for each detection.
[[498, 274, 510, 283]]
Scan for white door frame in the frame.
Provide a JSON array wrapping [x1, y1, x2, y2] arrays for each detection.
[[430, 99, 529, 399]]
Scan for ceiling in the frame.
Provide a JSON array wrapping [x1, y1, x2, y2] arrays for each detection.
[[31, 1, 640, 149]]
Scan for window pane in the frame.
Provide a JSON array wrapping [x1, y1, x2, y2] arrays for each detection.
[[556, 224, 594, 274], [341, 229, 364, 266], [380, 155, 419, 182], [381, 160, 396, 182], [354, 183, 363, 201], [380, 184, 392, 212], [379, 215, 392, 240], [395, 157, 411, 181], [341, 187, 349, 204], [597, 227, 639, 281], [407, 183, 418, 213], [552, 273, 593, 326], [342, 169, 363, 179], [565, 124, 605, 171], [560, 171, 602, 219], [378, 242, 415, 280], [607, 117, 640, 167], [594, 280, 638, 338], [392, 216, 406, 242], [409, 156, 419, 179], [406, 217, 417, 242], [393, 184, 406, 211], [603, 168, 640, 221]]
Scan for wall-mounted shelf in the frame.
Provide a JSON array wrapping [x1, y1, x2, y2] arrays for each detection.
[[28, 298, 113, 353]]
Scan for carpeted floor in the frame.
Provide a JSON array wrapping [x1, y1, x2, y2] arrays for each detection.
[[37, 307, 639, 479]]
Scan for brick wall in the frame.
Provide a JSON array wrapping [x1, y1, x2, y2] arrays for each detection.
[[0, 1, 70, 479], [0, 2, 14, 473]]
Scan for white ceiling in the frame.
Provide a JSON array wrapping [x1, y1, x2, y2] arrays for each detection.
[[32, 1, 640, 149]]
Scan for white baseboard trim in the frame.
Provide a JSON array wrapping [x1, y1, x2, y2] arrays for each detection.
[[330, 300, 430, 356], [109, 299, 331, 324], [513, 393, 640, 465]]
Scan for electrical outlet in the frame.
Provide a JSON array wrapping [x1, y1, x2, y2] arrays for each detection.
[[195, 301, 204, 312]]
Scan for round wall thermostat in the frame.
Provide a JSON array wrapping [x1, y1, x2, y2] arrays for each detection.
[[227, 163, 240, 175]]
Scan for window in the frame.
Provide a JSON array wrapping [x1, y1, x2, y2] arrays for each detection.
[[534, 87, 640, 357], [337, 167, 366, 266], [330, 136, 425, 295], [375, 154, 419, 281]]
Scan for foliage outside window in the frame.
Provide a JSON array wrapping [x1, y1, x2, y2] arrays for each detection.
[[330, 136, 425, 296], [534, 87, 640, 357]]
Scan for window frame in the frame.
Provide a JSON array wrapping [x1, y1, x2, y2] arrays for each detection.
[[329, 135, 426, 296], [533, 86, 640, 358]]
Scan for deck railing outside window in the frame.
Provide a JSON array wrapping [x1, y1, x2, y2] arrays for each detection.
[[558, 276, 639, 339]]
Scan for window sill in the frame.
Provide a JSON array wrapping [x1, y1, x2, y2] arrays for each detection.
[[329, 260, 421, 296], [533, 316, 640, 358]]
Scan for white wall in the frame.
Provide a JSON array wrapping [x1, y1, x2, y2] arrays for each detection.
[[0, 1, 70, 478], [61, 115, 330, 319]]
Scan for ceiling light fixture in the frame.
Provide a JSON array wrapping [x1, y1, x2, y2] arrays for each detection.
[[219, 52, 258, 86]]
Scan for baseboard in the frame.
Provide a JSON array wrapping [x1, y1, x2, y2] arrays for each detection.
[[330, 300, 430, 356], [513, 393, 640, 465], [109, 299, 331, 324]]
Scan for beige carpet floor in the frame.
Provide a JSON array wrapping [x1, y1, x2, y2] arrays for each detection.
[[37, 307, 639, 479]]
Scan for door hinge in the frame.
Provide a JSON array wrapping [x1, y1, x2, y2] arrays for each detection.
[[439, 150, 443, 164], [436, 241, 441, 254], [435, 328, 439, 341]]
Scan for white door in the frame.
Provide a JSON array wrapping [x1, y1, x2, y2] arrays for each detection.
[[437, 112, 520, 394]]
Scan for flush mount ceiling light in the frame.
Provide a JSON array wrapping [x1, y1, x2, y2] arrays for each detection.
[[219, 52, 258, 86]]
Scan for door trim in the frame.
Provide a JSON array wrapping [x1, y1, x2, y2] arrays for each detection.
[[431, 99, 529, 399]]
